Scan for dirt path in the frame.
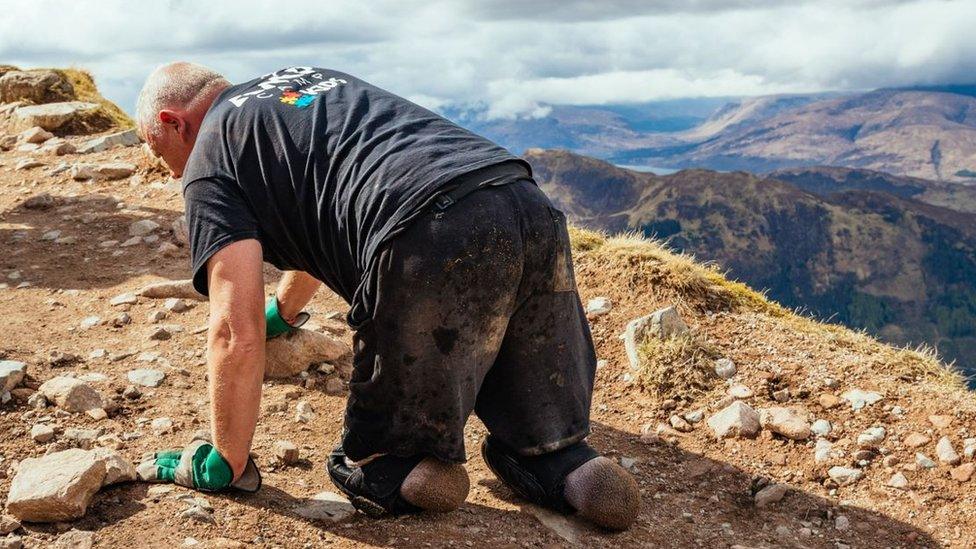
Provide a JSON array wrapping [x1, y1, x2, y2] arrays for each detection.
[[0, 135, 973, 548]]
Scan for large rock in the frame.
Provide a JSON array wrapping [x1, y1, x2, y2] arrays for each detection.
[[92, 448, 136, 486], [292, 491, 355, 522], [265, 329, 351, 379], [5, 449, 106, 522], [707, 401, 760, 439], [623, 306, 689, 369], [12, 102, 99, 132], [0, 361, 26, 391], [0, 70, 74, 104], [75, 129, 140, 154], [38, 377, 103, 413], [758, 407, 811, 440]]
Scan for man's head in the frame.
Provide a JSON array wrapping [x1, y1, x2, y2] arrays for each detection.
[[136, 61, 230, 177]]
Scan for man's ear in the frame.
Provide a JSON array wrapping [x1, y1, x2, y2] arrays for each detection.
[[158, 110, 185, 135]]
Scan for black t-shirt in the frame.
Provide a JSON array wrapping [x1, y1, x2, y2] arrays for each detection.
[[182, 67, 529, 327]]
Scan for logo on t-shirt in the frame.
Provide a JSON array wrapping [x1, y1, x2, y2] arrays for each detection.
[[227, 67, 348, 109]]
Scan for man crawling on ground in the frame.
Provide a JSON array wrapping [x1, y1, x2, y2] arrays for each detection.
[[133, 62, 640, 529]]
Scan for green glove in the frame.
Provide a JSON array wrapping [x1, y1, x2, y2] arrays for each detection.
[[265, 296, 310, 339], [136, 438, 261, 493]]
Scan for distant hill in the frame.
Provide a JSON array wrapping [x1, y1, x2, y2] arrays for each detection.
[[617, 89, 976, 182], [769, 166, 976, 215], [527, 149, 976, 377], [461, 87, 976, 184]]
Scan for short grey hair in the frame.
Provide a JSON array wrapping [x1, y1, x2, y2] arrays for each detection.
[[136, 61, 229, 139]]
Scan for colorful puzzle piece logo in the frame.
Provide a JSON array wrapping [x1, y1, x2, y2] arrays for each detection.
[[280, 90, 316, 108]]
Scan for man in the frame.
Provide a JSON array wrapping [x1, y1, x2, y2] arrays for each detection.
[[134, 62, 640, 529]]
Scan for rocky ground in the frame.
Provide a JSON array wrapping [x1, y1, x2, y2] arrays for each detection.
[[2, 110, 976, 548]]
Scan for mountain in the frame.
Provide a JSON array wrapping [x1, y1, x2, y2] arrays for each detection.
[[769, 166, 976, 215], [458, 87, 976, 184], [449, 98, 732, 159], [617, 89, 976, 182], [527, 149, 976, 378]]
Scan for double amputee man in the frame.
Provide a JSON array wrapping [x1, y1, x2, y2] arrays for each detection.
[[134, 63, 640, 529]]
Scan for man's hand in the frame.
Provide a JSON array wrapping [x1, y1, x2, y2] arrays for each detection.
[[206, 238, 265, 481], [266, 271, 321, 338], [136, 437, 261, 492]]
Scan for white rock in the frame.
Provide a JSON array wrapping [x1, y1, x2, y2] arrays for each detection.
[[814, 439, 833, 463], [916, 453, 937, 469], [754, 483, 789, 508], [888, 472, 909, 489], [857, 426, 886, 449], [92, 448, 136, 486], [79, 316, 102, 329], [713, 358, 736, 379], [727, 384, 753, 399], [622, 306, 689, 369], [707, 401, 760, 439], [964, 438, 976, 460], [38, 377, 103, 413], [76, 129, 140, 154], [295, 401, 315, 423], [92, 162, 137, 180], [19, 126, 53, 144], [30, 423, 55, 443], [684, 409, 704, 423], [828, 466, 862, 486], [129, 219, 160, 237], [835, 515, 850, 531], [127, 368, 165, 388], [758, 407, 811, 440], [810, 419, 831, 437], [293, 491, 355, 522], [151, 417, 174, 434], [0, 360, 26, 391], [164, 298, 191, 313], [109, 293, 138, 306], [937, 437, 961, 465], [12, 101, 99, 131], [585, 297, 612, 317], [840, 389, 883, 411], [5, 448, 106, 522]]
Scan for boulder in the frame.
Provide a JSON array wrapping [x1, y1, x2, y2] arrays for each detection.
[[38, 377, 103, 413], [12, 102, 99, 132], [758, 407, 811, 440], [707, 401, 760, 439], [75, 129, 140, 154], [0, 70, 74, 104], [827, 466, 862, 486], [91, 448, 136, 486], [265, 329, 351, 379], [623, 306, 689, 369], [0, 361, 26, 391], [5, 449, 106, 522]]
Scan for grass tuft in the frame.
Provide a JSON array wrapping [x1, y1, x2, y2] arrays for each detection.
[[636, 333, 718, 399], [54, 67, 134, 131]]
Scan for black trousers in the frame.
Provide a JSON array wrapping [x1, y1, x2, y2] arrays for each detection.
[[342, 179, 597, 463]]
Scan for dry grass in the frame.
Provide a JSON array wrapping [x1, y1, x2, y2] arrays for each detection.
[[54, 67, 134, 132], [570, 226, 784, 314], [569, 224, 966, 393], [636, 333, 718, 399]]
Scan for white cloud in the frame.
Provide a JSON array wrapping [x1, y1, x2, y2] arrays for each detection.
[[0, 0, 973, 119]]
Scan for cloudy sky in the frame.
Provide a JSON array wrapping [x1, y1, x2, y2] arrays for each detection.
[[1, 0, 973, 119]]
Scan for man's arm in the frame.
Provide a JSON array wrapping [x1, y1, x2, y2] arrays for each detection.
[[206, 238, 265, 479], [275, 270, 321, 323]]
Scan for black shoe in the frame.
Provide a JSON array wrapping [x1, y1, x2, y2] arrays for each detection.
[[480, 436, 599, 514], [326, 445, 423, 517]]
